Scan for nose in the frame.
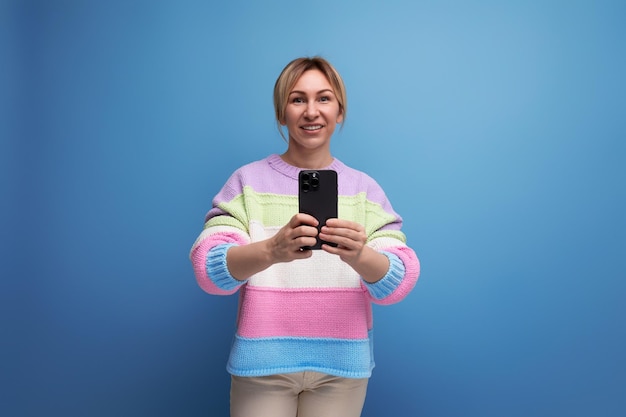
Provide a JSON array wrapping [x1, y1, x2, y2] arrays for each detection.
[[304, 101, 319, 119]]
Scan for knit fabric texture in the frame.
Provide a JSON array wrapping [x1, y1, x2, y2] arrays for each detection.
[[190, 154, 420, 378]]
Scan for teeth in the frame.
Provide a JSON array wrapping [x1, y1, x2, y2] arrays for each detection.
[[302, 125, 322, 131]]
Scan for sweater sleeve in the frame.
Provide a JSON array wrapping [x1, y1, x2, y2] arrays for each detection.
[[189, 172, 250, 296], [206, 243, 247, 291], [361, 251, 405, 299], [361, 244, 420, 305], [359, 180, 420, 305]]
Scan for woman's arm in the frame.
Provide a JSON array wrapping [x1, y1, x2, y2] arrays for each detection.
[[226, 213, 320, 281], [320, 217, 420, 304]]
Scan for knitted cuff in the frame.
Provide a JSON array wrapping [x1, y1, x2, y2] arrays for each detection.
[[363, 251, 406, 300], [206, 243, 246, 291]]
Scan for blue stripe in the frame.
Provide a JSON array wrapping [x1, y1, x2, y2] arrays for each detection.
[[363, 251, 405, 299], [226, 332, 375, 379]]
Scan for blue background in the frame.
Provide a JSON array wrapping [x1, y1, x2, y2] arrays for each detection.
[[2, 0, 625, 416]]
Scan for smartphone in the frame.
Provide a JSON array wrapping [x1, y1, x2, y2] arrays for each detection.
[[298, 169, 338, 250]]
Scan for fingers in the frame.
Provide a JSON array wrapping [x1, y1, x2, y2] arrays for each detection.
[[274, 215, 364, 262], [319, 220, 366, 248], [269, 213, 319, 262], [318, 220, 367, 265], [290, 212, 319, 228], [324, 218, 365, 234], [320, 234, 362, 251]]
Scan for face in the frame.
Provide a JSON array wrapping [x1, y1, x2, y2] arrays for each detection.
[[281, 69, 344, 154]]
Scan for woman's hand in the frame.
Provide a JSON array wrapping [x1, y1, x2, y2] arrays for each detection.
[[268, 213, 319, 263], [319, 218, 389, 283], [318, 218, 367, 265], [226, 213, 319, 281]]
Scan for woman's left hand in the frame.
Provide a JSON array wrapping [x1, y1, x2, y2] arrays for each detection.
[[318, 218, 367, 266], [319, 218, 390, 283]]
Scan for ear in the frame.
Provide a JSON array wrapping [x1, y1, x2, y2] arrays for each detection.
[[336, 108, 344, 124], [279, 119, 287, 126]]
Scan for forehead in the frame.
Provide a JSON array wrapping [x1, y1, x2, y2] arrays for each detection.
[[291, 69, 333, 92]]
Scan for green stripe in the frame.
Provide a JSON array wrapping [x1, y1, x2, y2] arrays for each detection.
[[370, 229, 407, 243], [204, 214, 248, 231], [339, 192, 399, 238], [206, 188, 403, 239]]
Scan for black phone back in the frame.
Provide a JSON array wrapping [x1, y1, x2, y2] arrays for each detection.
[[298, 169, 338, 250]]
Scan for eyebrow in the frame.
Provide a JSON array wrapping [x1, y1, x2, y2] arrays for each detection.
[[289, 89, 335, 96]]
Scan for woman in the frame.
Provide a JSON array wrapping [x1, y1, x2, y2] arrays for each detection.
[[190, 56, 420, 417]]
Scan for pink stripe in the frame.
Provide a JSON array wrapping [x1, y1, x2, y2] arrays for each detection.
[[237, 287, 372, 339], [190, 232, 247, 295], [364, 245, 421, 305]]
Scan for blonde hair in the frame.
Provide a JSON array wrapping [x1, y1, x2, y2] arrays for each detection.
[[273, 56, 347, 140]]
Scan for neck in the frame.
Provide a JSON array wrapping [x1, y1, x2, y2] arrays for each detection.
[[281, 149, 333, 169]]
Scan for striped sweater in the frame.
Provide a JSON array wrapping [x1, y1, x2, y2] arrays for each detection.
[[190, 154, 420, 378]]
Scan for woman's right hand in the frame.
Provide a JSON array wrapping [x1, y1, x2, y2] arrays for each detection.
[[225, 213, 319, 281], [268, 213, 319, 263]]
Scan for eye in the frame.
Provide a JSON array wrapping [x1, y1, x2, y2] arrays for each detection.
[[319, 96, 331, 103], [291, 97, 305, 104]]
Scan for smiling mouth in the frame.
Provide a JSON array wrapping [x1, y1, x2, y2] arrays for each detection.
[[301, 125, 323, 131]]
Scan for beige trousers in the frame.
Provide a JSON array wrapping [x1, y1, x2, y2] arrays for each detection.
[[230, 371, 369, 417]]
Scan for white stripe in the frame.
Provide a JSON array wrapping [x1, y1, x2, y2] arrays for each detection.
[[192, 223, 402, 289], [190, 225, 249, 254], [248, 250, 361, 288], [368, 236, 406, 251], [247, 220, 361, 288]]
